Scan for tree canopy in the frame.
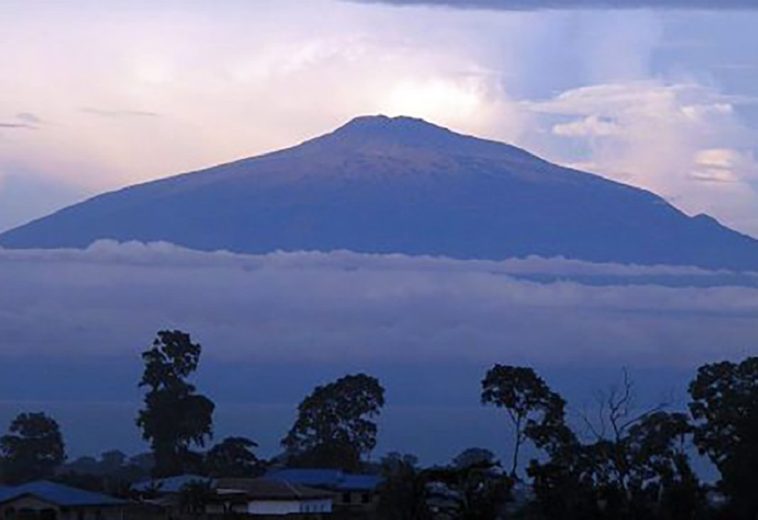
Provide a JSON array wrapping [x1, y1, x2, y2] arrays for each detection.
[[205, 436, 261, 477], [136, 330, 215, 477], [282, 373, 385, 471], [0, 412, 66, 484], [481, 364, 566, 478], [689, 357, 758, 518]]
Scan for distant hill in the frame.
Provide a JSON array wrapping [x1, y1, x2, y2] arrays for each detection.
[[2, 115, 758, 270]]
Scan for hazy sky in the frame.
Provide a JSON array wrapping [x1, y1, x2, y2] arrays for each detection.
[[1, 0, 758, 236]]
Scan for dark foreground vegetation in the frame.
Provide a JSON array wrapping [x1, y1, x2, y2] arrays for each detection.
[[2, 329, 758, 519]]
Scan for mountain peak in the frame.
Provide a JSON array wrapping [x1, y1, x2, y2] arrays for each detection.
[[316, 114, 517, 159], [324, 114, 460, 148], [337, 114, 446, 133]]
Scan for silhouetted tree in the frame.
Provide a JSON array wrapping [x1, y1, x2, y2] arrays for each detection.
[[205, 436, 261, 477], [689, 357, 758, 518], [377, 452, 431, 520], [136, 330, 215, 477], [481, 365, 566, 478], [282, 373, 385, 471], [525, 371, 704, 520], [0, 412, 66, 484], [453, 448, 497, 470], [430, 450, 512, 520]]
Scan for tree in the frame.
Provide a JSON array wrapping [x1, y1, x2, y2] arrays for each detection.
[[136, 330, 215, 477], [525, 371, 704, 520], [205, 437, 261, 477], [435, 449, 512, 520], [453, 448, 497, 471], [481, 365, 565, 478], [0, 412, 66, 484], [282, 373, 385, 471], [689, 357, 758, 518], [377, 453, 431, 520]]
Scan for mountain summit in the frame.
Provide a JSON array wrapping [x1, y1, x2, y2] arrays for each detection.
[[2, 115, 758, 269]]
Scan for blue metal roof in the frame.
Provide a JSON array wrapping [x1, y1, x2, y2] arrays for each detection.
[[0, 481, 126, 507], [336, 474, 383, 491], [132, 474, 211, 494], [267, 469, 382, 491]]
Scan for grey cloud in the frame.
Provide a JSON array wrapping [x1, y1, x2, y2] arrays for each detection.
[[0, 123, 35, 130], [349, 0, 758, 9], [80, 108, 160, 118], [15, 112, 42, 124], [1, 240, 757, 368]]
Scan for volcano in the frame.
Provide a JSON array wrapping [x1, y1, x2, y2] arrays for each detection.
[[2, 115, 757, 270]]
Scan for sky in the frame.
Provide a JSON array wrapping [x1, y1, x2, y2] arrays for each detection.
[[2, 0, 758, 462], [2, 0, 758, 235]]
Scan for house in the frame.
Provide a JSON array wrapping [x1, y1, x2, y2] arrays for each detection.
[[131, 474, 211, 518], [0, 480, 155, 520], [266, 470, 382, 516], [212, 478, 333, 517], [131, 474, 211, 496]]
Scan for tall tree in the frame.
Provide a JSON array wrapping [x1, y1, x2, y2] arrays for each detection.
[[481, 365, 565, 478], [205, 437, 261, 477], [0, 412, 66, 484], [136, 330, 215, 477], [282, 373, 385, 470], [689, 357, 758, 518]]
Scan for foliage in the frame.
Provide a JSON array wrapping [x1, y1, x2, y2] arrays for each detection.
[[525, 371, 705, 520], [689, 357, 758, 518], [0, 412, 66, 484], [453, 448, 497, 470], [481, 364, 566, 478], [205, 436, 261, 477], [136, 330, 215, 477], [427, 452, 513, 520], [377, 453, 431, 520], [282, 373, 385, 471]]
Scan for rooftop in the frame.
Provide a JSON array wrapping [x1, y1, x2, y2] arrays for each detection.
[[0, 481, 126, 508], [267, 468, 383, 492]]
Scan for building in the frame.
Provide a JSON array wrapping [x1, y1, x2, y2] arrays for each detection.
[[266, 470, 382, 517], [131, 474, 211, 496], [212, 478, 333, 517], [0, 480, 152, 520]]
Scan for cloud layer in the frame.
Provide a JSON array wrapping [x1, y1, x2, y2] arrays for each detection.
[[2, 241, 757, 368]]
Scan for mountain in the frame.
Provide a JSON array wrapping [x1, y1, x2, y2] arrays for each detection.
[[2, 115, 758, 269]]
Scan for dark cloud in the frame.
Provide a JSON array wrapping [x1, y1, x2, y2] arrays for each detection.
[[80, 107, 160, 118], [349, 0, 758, 9], [0, 123, 35, 130]]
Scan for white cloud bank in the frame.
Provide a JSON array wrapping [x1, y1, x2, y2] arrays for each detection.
[[1, 241, 757, 368]]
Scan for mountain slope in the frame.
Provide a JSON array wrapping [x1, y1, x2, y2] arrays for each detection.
[[2, 115, 758, 269]]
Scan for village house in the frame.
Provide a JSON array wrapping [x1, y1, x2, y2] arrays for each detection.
[[266, 469, 382, 517], [212, 478, 333, 517], [132, 474, 334, 518], [0, 480, 157, 520]]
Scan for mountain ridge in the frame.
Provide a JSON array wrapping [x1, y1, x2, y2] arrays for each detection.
[[2, 115, 757, 270]]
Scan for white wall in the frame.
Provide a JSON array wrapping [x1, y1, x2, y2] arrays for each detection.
[[246, 498, 332, 515]]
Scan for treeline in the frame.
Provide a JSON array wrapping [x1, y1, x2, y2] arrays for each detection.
[[1, 329, 757, 519]]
